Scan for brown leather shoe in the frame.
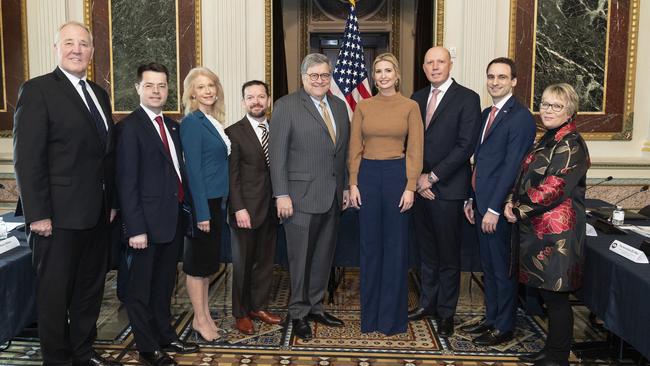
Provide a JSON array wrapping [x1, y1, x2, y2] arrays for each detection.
[[249, 310, 282, 325], [234, 316, 255, 335]]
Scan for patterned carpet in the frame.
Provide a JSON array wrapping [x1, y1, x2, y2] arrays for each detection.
[[0, 266, 624, 365]]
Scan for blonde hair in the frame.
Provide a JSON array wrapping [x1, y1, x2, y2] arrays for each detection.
[[542, 83, 579, 116], [372, 53, 401, 91], [182, 67, 225, 123]]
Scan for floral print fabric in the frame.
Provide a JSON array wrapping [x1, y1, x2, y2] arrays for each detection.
[[511, 121, 590, 292]]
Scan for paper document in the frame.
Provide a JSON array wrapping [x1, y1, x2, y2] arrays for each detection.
[[0, 236, 20, 255], [586, 223, 598, 237], [6, 222, 25, 232]]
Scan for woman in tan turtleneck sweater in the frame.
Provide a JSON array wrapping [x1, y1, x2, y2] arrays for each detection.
[[348, 53, 423, 336]]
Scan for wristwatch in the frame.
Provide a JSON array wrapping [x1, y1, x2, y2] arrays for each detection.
[[427, 171, 435, 184]]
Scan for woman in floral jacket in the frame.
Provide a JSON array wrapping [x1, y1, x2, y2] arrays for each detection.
[[504, 83, 590, 366]]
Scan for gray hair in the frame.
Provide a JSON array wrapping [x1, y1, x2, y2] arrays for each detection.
[[300, 53, 331, 75], [54, 21, 94, 46]]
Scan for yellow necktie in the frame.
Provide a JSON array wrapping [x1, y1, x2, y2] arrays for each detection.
[[319, 100, 336, 143]]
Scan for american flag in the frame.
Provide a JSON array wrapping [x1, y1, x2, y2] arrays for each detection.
[[330, 0, 371, 119]]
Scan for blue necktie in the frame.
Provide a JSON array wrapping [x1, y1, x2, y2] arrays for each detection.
[[79, 80, 107, 147]]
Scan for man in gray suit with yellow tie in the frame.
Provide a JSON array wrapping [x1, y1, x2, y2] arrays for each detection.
[[269, 53, 350, 341]]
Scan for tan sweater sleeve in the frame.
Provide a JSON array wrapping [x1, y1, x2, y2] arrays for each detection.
[[347, 104, 364, 186], [405, 102, 424, 191]]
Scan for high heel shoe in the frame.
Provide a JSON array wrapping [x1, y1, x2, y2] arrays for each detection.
[[190, 328, 222, 344]]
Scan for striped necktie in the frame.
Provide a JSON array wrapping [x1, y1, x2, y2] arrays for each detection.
[[259, 122, 269, 166]]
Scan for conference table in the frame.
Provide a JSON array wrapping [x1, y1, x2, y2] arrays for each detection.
[[578, 206, 650, 360], [0, 215, 35, 345], [2, 205, 650, 360]]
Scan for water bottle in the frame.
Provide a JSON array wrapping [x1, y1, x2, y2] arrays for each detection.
[[0, 218, 7, 239], [611, 205, 625, 226]]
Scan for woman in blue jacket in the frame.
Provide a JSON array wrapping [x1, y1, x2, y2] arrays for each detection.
[[180, 67, 230, 342]]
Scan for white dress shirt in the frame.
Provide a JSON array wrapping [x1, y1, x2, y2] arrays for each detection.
[[311, 95, 337, 136], [141, 104, 182, 181], [59, 68, 108, 130], [426, 77, 454, 111], [246, 114, 269, 146], [425, 77, 454, 183], [205, 114, 231, 155]]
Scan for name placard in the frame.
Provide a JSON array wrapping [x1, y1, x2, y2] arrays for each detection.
[[0, 236, 20, 255], [609, 240, 649, 264]]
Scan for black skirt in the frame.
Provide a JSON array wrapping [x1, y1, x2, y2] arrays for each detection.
[[183, 198, 222, 277]]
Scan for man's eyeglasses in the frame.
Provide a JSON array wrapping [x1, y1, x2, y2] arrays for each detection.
[[306, 73, 331, 81]]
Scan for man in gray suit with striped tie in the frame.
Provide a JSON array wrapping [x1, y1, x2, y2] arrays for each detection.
[[269, 53, 350, 341]]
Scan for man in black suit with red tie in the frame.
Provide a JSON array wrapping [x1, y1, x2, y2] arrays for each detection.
[[226, 80, 282, 335], [13, 21, 121, 366], [116, 63, 198, 366], [409, 47, 482, 337]]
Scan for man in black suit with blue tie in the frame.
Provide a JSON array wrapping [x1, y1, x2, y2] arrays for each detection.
[[409, 47, 482, 337], [116, 63, 198, 366], [13, 21, 121, 366], [460, 58, 536, 346]]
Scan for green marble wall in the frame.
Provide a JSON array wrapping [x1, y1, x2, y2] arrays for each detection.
[[111, 0, 178, 112], [534, 0, 608, 112]]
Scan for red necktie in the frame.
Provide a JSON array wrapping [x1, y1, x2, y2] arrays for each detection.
[[482, 106, 499, 143], [154, 116, 184, 203], [472, 106, 499, 191]]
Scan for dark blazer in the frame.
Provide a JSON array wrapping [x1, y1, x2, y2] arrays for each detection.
[[179, 110, 229, 222], [269, 89, 349, 213], [116, 107, 187, 243], [13, 67, 115, 229], [225, 116, 275, 229], [411, 79, 482, 200], [472, 95, 536, 215]]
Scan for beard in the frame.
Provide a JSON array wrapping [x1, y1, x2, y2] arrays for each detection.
[[248, 106, 267, 118]]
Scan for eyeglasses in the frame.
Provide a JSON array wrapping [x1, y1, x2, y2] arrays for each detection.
[[539, 102, 565, 112], [306, 73, 331, 81]]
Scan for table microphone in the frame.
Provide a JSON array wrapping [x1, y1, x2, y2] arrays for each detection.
[[586, 176, 613, 191], [613, 185, 649, 207], [590, 185, 649, 228]]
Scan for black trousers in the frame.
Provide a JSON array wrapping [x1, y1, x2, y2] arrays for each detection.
[[539, 289, 573, 365], [413, 197, 463, 319], [229, 207, 277, 318], [31, 218, 111, 366], [125, 212, 183, 352]]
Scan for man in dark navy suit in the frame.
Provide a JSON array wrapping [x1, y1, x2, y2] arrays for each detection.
[[460, 57, 536, 346], [13, 21, 121, 366], [409, 47, 482, 337], [116, 63, 197, 366]]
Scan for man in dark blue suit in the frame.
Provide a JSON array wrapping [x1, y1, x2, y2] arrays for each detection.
[[116, 63, 197, 366], [460, 58, 536, 346], [409, 47, 482, 337]]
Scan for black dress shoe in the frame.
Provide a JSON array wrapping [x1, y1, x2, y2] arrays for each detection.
[[437, 317, 455, 337], [459, 319, 494, 335], [472, 329, 514, 346], [292, 318, 313, 340], [87, 350, 122, 366], [139, 350, 177, 366], [160, 340, 199, 354], [519, 350, 547, 363], [407, 307, 438, 321], [307, 312, 344, 327]]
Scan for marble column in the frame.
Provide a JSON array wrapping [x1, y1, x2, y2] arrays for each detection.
[[26, 0, 84, 78], [202, 0, 267, 126], [443, 0, 510, 107]]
